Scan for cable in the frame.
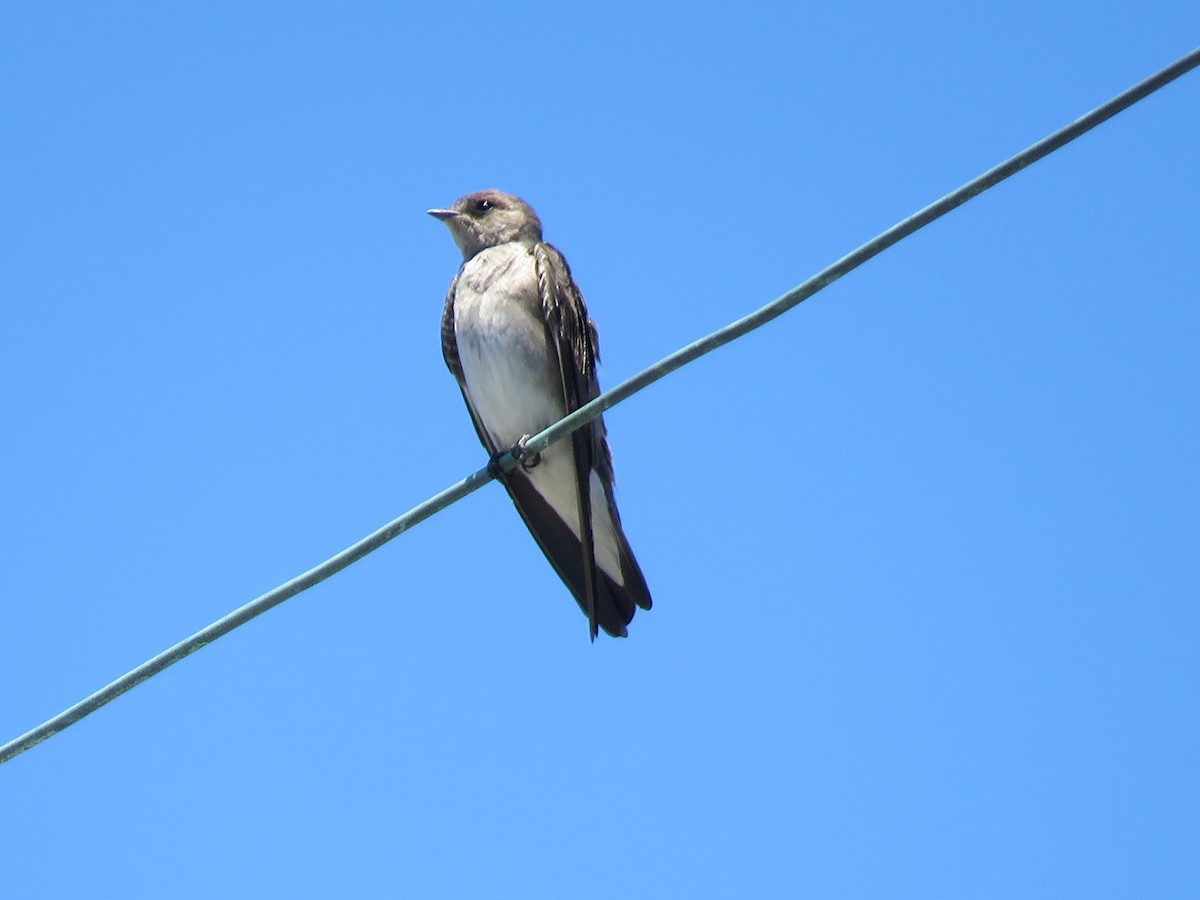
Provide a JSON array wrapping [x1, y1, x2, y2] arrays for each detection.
[[2, 46, 1197, 767]]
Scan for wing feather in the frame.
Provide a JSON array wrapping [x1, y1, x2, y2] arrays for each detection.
[[534, 243, 601, 639]]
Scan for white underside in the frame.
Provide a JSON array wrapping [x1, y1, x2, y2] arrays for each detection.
[[454, 244, 624, 585]]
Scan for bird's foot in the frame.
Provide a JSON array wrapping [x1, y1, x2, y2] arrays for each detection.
[[487, 435, 541, 480], [514, 435, 542, 471], [486, 450, 507, 480]]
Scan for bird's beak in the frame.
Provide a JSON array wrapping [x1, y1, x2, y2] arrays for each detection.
[[426, 208, 459, 221]]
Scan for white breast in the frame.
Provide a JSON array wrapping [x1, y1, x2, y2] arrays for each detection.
[[452, 243, 626, 585], [454, 243, 565, 450]]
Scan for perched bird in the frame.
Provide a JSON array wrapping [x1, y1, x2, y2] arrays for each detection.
[[429, 190, 652, 639]]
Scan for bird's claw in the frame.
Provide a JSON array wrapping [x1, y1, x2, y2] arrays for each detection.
[[487, 435, 541, 480], [514, 435, 542, 471], [486, 451, 507, 480]]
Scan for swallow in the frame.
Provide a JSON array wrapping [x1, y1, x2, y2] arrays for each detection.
[[429, 190, 652, 638]]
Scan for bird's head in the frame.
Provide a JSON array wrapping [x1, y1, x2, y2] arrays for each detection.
[[427, 190, 543, 260]]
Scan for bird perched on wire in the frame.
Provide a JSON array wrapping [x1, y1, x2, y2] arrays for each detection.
[[429, 190, 652, 639]]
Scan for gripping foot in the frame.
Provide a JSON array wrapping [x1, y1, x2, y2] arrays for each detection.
[[487, 435, 541, 479]]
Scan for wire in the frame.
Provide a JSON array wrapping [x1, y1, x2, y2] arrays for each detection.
[[2, 46, 1197, 767]]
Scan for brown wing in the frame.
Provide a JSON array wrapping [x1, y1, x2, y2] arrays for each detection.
[[441, 274, 463, 382], [534, 242, 601, 639]]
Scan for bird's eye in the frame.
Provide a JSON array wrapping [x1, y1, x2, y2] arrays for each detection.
[[474, 199, 494, 212]]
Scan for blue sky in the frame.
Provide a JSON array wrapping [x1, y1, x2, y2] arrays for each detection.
[[2, 3, 1198, 897]]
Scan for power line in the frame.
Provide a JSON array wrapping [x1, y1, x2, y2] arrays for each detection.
[[3, 46, 1197, 767]]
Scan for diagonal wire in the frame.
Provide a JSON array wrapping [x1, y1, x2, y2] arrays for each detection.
[[2, 46, 1197, 767]]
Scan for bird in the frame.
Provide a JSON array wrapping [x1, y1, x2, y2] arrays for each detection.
[[428, 190, 652, 639]]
